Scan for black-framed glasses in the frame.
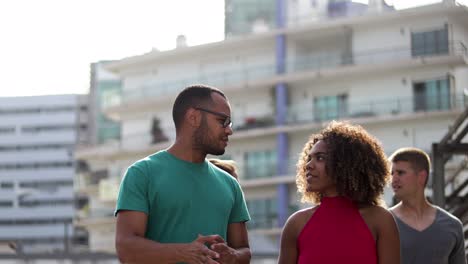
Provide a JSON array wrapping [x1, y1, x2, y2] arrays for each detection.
[[194, 107, 232, 128]]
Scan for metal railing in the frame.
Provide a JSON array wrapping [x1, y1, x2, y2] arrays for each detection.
[[229, 92, 466, 131], [104, 42, 467, 108], [287, 93, 466, 125], [240, 157, 298, 180]]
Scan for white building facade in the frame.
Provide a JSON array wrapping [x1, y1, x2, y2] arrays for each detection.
[[77, 1, 468, 259], [0, 94, 89, 253]]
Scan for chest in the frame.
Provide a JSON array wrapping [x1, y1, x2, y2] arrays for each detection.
[[148, 172, 235, 216], [399, 223, 457, 263], [298, 207, 377, 264], [397, 215, 435, 231]]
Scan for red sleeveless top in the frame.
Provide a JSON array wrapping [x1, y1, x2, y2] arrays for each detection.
[[297, 196, 377, 264]]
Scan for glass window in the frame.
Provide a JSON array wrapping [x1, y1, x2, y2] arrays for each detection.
[[244, 150, 276, 179], [411, 27, 448, 57], [246, 198, 277, 229], [413, 78, 450, 111], [0, 200, 13, 207], [225, 0, 275, 36], [314, 94, 348, 121], [0, 182, 13, 189]]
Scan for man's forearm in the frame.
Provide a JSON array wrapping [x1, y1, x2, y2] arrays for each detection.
[[117, 235, 184, 264], [234, 247, 251, 264]]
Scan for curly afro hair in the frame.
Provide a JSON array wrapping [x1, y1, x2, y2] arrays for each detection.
[[296, 121, 389, 206]]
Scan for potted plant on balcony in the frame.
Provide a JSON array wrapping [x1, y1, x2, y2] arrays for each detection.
[[151, 117, 168, 144]]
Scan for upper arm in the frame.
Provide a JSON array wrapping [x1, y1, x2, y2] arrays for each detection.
[[376, 209, 400, 264], [229, 181, 250, 223], [449, 220, 467, 264], [278, 214, 300, 264], [115, 165, 150, 216], [227, 222, 249, 249], [116, 210, 148, 240]]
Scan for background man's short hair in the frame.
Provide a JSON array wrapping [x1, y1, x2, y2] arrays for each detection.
[[389, 147, 431, 186], [389, 147, 431, 174], [172, 84, 225, 130]]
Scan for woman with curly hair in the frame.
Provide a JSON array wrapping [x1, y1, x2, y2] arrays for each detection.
[[278, 121, 400, 264]]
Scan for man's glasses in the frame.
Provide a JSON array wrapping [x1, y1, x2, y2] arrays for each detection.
[[195, 107, 232, 128]]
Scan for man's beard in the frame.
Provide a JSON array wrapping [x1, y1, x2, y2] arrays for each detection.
[[193, 122, 225, 156]]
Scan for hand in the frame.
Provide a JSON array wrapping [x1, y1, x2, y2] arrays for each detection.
[[181, 235, 225, 264], [211, 242, 238, 264]]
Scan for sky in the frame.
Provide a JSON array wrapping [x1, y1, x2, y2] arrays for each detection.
[[0, 0, 466, 97]]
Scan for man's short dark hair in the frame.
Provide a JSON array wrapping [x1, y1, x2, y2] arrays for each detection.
[[172, 84, 225, 131], [389, 147, 431, 186]]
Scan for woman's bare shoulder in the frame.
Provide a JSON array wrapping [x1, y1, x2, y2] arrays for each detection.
[[284, 205, 319, 234], [290, 206, 319, 221]]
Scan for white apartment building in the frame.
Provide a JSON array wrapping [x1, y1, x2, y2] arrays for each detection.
[[76, 0, 468, 259], [0, 94, 88, 254]]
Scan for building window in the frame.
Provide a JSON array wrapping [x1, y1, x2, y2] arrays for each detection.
[[21, 125, 75, 133], [0, 200, 13, 207], [246, 198, 277, 229], [413, 78, 450, 112], [314, 94, 348, 121], [243, 150, 276, 179], [411, 26, 448, 57], [19, 180, 72, 189], [0, 106, 74, 115], [0, 127, 15, 134], [0, 144, 72, 153], [0, 162, 73, 170], [19, 199, 74, 207], [0, 182, 14, 189]]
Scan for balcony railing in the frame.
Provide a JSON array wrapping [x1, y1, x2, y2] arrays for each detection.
[[104, 42, 466, 108], [246, 204, 299, 230], [231, 93, 466, 132], [287, 93, 466, 125], [247, 213, 278, 230], [238, 157, 298, 180], [101, 93, 465, 159], [120, 126, 174, 150]]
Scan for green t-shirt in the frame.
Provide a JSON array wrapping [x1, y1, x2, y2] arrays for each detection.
[[115, 150, 250, 243]]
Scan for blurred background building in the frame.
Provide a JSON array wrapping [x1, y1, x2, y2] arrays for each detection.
[[0, 0, 466, 263], [75, 0, 468, 262], [88, 61, 122, 146], [74, 61, 122, 254], [0, 95, 89, 254]]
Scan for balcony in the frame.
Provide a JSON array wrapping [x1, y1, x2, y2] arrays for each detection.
[[232, 92, 467, 142], [240, 157, 297, 180], [104, 42, 467, 116], [98, 178, 119, 203], [75, 170, 107, 195], [84, 92, 467, 162], [287, 93, 467, 125], [246, 202, 299, 231], [76, 121, 173, 160]]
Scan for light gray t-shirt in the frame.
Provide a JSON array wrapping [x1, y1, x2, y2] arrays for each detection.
[[394, 207, 466, 264]]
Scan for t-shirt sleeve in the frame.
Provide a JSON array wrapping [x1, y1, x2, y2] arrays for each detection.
[[114, 164, 149, 216], [229, 180, 251, 223], [449, 219, 467, 264]]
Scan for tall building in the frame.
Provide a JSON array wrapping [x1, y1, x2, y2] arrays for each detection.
[[74, 61, 121, 255], [225, 0, 276, 36], [0, 94, 89, 253], [88, 61, 121, 146], [225, 0, 394, 37], [77, 0, 468, 260]]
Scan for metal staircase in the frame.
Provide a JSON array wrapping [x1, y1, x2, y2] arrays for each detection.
[[432, 105, 468, 256]]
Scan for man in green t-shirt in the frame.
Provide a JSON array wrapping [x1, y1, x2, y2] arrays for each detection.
[[115, 84, 251, 264]]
